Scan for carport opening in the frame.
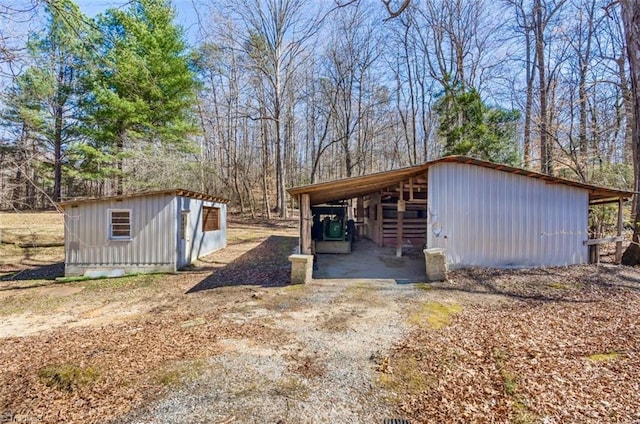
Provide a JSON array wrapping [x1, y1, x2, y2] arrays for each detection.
[[306, 173, 429, 281], [313, 239, 427, 282]]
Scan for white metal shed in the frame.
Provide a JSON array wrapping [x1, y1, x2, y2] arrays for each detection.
[[59, 189, 228, 277], [288, 156, 633, 270], [427, 161, 589, 268]]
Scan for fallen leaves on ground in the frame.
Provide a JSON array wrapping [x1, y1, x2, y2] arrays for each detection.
[[0, 312, 287, 424], [388, 265, 640, 423], [0, 218, 300, 423]]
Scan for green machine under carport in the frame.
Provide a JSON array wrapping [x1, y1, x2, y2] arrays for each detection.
[[311, 204, 354, 253]]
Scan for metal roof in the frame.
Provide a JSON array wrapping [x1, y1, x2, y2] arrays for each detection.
[[58, 188, 229, 208], [287, 156, 634, 205]]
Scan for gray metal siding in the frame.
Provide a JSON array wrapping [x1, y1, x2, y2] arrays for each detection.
[[65, 194, 177, 269], [427, 163, 589, 268], [177, 197, 227, 268]]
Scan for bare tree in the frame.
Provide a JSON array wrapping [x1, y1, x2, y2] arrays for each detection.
[[532, 0, 568, 175], [0, 1, 41, 77], [506, 0, 538, 167], [621, 0, 640, 265], [334, 0, 411, 21], [321, 3, 381, 178], [597, 3, 635, 207], [389, 14, 421, 165], [229, 0, 318, 218]]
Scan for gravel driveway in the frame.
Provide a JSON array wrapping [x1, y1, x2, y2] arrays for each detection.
[[120, 279, 432, 424]]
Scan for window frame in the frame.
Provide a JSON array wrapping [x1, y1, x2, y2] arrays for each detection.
[[181, 211, 190, 241], [108, 208, 132, 240], [202, 206, 220, 232]]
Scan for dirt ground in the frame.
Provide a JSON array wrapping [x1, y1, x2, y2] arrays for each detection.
[[0, 211, 64, 278], [0, 213, 639, 423]]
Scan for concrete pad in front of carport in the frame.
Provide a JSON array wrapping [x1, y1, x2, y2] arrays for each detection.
[[313, 239, 427, 282]]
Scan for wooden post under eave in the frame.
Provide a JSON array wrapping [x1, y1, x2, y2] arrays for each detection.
[[616, 196, 623, 263], [376, 196, 383, 247], [409, 177, 414, 201], [397, 181, 404, 257], [396, 208, 404, 257], [300, 194, 312, 255], [356, 196, 364, 221]]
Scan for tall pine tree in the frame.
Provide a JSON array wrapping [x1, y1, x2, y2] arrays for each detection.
[[2, 0, 90, 202], [83, 0, 197, 194], [434, 82, 520, 166]]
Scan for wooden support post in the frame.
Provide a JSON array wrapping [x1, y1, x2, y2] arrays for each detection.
[[397, 181, 404, 257], [616, 197, 623, 263], [376, 195, 383, 247], [409, 177, 414, 201], [397, 208, 404, 257], [355, 196, 364, 242], [300, 194, 312, 255]]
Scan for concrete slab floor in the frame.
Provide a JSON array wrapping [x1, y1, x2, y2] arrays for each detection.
[[313, 239, 427, 282]]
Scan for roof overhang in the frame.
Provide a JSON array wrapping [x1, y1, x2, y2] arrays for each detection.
[[287, 156, 635, 206], [58, 188, 229, 208], [288, 163, 431, 205]]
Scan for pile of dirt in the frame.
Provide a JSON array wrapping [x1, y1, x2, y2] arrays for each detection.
[[386, 265, 640, 423]]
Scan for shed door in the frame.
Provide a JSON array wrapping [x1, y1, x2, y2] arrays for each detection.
[[180, 211, 191, 266]]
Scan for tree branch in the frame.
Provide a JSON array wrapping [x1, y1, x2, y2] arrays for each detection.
[[382, 0, 412, 21]]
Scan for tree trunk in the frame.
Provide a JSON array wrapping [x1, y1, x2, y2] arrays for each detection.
[[275, 68, 288, 219], [53, 64, 66, 202], [53, 104, 63, 202], [535, 0, 551, 175], [620, 0, 640, 265], [261, 105, 272, 219], [618, 54, 638, 217], [524, 27, 534, 168], [578, 71, 588, 157], [577, 1, 594, 160], [116, 132, 124, 195], [403, 25, 418, 165]]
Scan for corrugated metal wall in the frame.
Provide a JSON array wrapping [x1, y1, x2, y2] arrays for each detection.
[[177, 197, 227, 268], [427, 163, 589, 268], [65, 194, 176, 270]]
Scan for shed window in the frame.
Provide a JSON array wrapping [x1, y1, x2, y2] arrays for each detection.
[[181, 211, 189, 240], [109, 209, 131, 239], [202, 206, 220, 232]]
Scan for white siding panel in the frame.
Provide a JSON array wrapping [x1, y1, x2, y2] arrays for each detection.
[[64, 194, 176, 269], [177, 197, 227, 268], [427, 163, 588, 268]]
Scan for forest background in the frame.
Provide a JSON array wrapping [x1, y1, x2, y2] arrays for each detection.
[[0, 0, 635, 221]]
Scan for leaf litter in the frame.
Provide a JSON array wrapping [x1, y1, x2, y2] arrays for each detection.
[[385, 265, 640, 423], [2, 230, 640, 424], [0, 312, 288, 423]]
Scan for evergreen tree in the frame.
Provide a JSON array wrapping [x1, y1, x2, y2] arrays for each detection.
[[1, 0, 90, 202], [83, 0, 198, 194], [434, 82, 520, 166]]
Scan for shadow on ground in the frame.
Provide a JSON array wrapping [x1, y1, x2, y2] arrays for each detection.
[[314, 239, 427, 282], [0, 262, 64, 283], [187, 235, 297, 293], [432, 265, 640, 302]]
